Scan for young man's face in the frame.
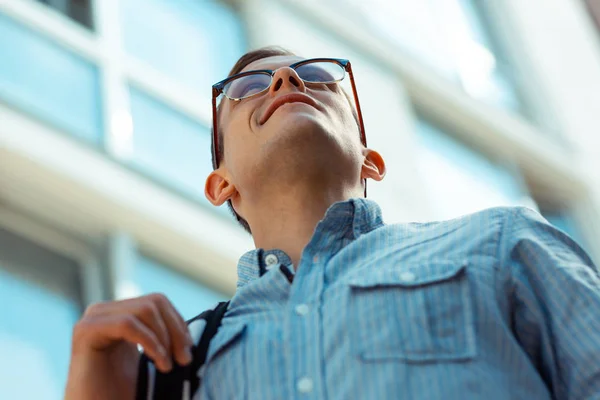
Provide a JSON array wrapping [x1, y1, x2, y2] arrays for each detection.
[[205, 55, 383, 218]]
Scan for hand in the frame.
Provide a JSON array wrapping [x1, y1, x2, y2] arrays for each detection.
[[64, 293, 193, 400]]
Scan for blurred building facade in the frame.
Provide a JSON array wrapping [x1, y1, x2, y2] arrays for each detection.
[[1, 0, 599, 398]]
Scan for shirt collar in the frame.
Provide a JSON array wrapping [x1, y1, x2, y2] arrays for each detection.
[[236, 198, 384, 288]]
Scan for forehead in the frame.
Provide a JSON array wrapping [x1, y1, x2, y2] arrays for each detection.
[[241, 55, 305, 73]]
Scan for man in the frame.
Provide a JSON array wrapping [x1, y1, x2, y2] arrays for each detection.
[[65, 47, 600, 399]]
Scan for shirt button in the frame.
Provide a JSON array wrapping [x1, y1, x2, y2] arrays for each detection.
[[399, 271, 416, 282], [295, 304, 309, 316], [297, 377, 313, 393], [265, 254, 279, 268]]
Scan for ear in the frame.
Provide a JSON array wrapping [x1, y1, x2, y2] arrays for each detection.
[[205, 169, 237, 206], [360, 148, 386, 182]]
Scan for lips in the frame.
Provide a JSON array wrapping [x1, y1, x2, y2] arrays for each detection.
[[259, 93, 319, 125]]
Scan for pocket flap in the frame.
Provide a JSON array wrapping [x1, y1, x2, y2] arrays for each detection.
[[206, 323, 246, 364], [348, 261, 467, 288]]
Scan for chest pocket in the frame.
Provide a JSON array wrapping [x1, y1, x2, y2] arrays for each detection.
[[201, 323, 247, 399], [347, 261, 476, 363]]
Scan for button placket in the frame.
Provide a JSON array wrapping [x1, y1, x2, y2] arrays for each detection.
[[286, 250, 324, 399]]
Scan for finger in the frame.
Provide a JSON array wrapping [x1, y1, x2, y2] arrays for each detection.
[[86, 298, 173, 361], [130, 300, 172, 360], [168, 301, 192, 344], [169, 303, 193, 346], [151, 294, 193, 366], [87, 315, 173, 373]]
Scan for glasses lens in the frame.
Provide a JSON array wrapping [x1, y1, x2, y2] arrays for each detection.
[[295, 61, 345, 84], [224, 73, 271, 100]]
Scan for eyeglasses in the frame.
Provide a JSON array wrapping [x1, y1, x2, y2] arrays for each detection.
[[211, 58, 367, 171]]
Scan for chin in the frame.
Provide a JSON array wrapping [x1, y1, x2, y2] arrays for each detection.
[[267, 112, 337, 147], [261, 116, 348, 175]]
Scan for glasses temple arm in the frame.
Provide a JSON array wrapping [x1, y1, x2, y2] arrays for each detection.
[[212, 88, 220, 169], [346, 63, 367, 148], [346, 62, 368, 198]]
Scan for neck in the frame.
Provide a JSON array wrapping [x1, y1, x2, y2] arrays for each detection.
[[243, 181, 362, 267]]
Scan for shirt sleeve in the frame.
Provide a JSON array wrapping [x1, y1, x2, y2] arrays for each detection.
[[503, 206, 600, 400]]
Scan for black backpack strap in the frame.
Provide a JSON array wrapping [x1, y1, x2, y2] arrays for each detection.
[[136, 301, 230, 400], [187, 300, 230, 394]]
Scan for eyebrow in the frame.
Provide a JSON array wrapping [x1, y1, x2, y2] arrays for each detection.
[[238, 59, 305, 75]]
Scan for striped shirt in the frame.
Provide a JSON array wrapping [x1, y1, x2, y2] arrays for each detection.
[[146, 198, 600, 399]]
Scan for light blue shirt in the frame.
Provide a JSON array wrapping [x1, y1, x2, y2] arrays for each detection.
[[196, 198, 600, 399]]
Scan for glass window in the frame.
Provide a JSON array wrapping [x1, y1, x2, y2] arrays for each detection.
[[134, 254, 228, 320], [0, 13, 103, 145], [120, 0, 246, 95], [36, 0, 94, 29], [0, 227, 82, 400], [416, 118, 530, 220], [584, 0, 600, 33], [128, 87, 228, 216], [326, 0, 522, 113], [454, 0, 522, 111]]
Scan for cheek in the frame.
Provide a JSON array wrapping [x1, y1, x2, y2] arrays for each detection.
[[225, 136, 251, 169], [317, 88, 354, 120], [222, 106, 258, 157], [330, 97, 359, 131], [326, 96, 363, 153], [223, 130, 261, 182]]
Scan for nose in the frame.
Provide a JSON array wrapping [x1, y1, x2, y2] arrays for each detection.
[[269, 67, 306, 95]]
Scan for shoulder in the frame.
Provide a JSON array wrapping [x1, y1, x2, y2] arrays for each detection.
[[491, 205, 570, 246], [186, 301, 229, 345], [455, 205, 537, 227], [494, 207, 596, 271], [442, 206, 568, 260], [382, 205, 525, 242], [424, 206, 547, 241], [373, 206, 533, 263]]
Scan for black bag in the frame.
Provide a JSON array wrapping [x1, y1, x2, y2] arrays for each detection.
[[136, 301, 231, 400]]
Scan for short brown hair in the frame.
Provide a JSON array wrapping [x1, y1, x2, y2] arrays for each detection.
[[211, 46, 296, 234]]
